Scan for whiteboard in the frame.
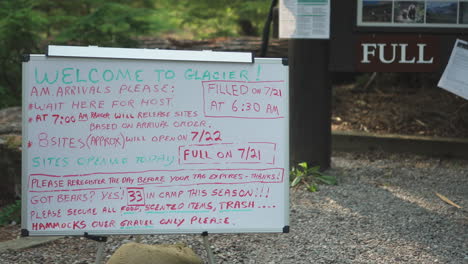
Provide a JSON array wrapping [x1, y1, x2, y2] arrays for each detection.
[[21, 51, 289, 236]]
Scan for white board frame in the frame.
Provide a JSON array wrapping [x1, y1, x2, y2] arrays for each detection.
[[48, 45, 254, 63], [21, 49, 289, 236]]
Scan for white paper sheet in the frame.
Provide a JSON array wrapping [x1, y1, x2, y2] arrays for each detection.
[[279, 0, 330, 39], [438, 39, 468, 100]]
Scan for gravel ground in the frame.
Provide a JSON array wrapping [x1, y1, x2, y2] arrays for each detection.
[[1, 151, 467, 264]]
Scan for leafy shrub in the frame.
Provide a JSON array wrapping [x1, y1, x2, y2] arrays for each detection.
[[0, 0, 271, 108], [0, 200, 21, 226], [55, 2, 153, 47], [0, 0, 166, 108], [290, 162, 337, 192], [0, 0, 44, 108]]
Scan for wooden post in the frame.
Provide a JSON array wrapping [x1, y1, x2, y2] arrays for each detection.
[[289, 39, 331, 169]]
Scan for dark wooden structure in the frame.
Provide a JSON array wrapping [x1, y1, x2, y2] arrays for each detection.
[[329, 1, 468, 72], [289, 0, 468, 169]]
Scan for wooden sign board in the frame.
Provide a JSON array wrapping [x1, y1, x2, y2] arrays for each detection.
[[329, 0, 468, 72], [21, 47, 289, 236]]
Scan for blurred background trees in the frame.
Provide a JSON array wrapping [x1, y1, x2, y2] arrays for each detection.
[[0, 0, 270, 108]]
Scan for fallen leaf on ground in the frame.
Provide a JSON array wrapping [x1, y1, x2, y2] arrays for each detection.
[[435, 192, 462, 209]]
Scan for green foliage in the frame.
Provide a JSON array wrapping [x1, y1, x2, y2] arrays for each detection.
[[53, 1, 158, 47], [0, 0, 272, 108], [0, 86, 21, 108], [0, 0, 169, 107], [171, 0, 270, 39], [290, 162, 337, 192], [0, 200, 21, 226], [0, 0, 44, 107]]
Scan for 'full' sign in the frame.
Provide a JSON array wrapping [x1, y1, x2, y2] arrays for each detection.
[[357, 35, 440, 72]]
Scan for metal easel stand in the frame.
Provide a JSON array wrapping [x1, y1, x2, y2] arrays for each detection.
[[84, 232, 108, 264], [202, 231, 216, 264]]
